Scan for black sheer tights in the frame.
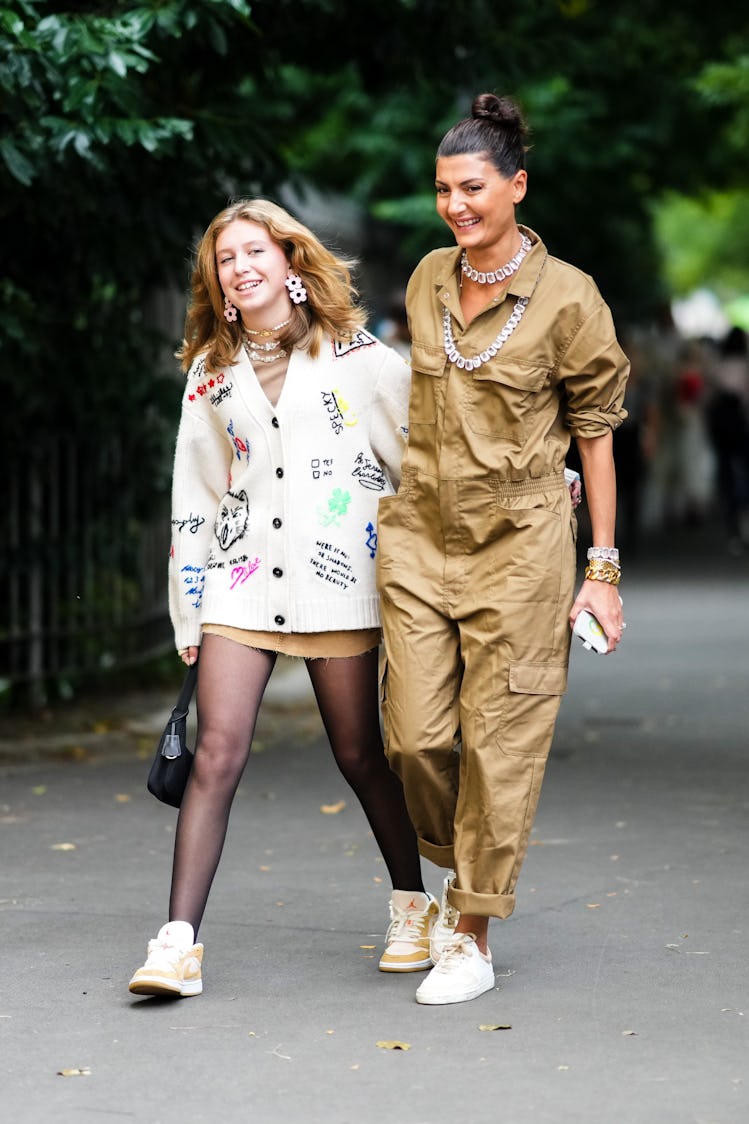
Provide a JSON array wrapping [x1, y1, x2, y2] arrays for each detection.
[[306, 648, 424, 896], [169, 636, 423, 936]]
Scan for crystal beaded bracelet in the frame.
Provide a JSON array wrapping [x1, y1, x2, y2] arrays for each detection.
[[587, 546, 620, 564]]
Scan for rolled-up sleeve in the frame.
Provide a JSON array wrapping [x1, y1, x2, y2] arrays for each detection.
[[558, 302, 630, 438]]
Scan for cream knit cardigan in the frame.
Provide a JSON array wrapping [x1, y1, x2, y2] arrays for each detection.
[[168, 330, 411, 651]]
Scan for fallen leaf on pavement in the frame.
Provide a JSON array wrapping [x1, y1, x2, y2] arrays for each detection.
[[320, 800, 346, 814], [479, 1024, 512, 1031], [57, 1068, 91, 1077], [376, 1040, 410, 1051], [114, 794, 130, 803], [51, 843, 76, 851], [32, 786, 47, 796]]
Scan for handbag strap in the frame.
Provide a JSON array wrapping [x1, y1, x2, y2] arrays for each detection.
[[174, 659, 199, 715]]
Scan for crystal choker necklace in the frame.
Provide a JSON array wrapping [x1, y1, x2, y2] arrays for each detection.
[[460, 233, 532, 285]]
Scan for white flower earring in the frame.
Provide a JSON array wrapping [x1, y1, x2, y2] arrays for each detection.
[[223, 296, 238, 323], [285, 272, 307, 304]]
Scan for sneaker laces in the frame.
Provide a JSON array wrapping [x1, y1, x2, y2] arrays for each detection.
[[143, 938, 186, 971], [384, 903, 427, 947], [434, 932, 477, 968]]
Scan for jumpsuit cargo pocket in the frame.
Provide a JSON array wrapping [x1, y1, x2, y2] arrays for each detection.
[[376, 473, 416, 548], [409, 342, 447, 425], [467, 361, 548, 442], [498, 662, 568, 757]]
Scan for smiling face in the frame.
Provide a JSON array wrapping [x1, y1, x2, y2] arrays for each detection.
[[435, 153, 527, 259], [215, 219, 293, 328]]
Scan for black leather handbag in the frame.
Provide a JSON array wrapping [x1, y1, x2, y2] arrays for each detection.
[[147, 661, 198, 807]]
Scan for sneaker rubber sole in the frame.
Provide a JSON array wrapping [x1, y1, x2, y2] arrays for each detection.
[[128, 973, 202, 997], [415, 971, 494, 1005], [378, 952, 433, 973]]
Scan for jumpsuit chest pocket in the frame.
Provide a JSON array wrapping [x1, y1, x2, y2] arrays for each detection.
[[408, 341, 447, 425], [466, 361, 549, 443]]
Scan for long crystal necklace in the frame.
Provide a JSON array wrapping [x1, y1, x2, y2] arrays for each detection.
[[460, 233, 531, 285], [442, 296, 529, 371]]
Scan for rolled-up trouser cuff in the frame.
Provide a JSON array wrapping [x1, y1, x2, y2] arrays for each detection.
[[418, 838, 455, 870], [450, 887, 516, 921]]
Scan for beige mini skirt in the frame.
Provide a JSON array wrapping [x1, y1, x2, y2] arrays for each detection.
[[202, 624, 382, 659]]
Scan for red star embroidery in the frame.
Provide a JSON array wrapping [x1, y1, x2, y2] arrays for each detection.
[[197, 385, 207, 396]]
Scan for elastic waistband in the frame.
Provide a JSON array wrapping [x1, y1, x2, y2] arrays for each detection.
[[491, 472, 567, 498]]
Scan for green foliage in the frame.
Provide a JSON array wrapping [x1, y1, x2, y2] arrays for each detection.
[[0, 0, 278, 477], [3, 0, 749, 700], [653, 189, 749, 300], [3, 0, 749, 456], [256, 1, 749, 321], [694, 52, 749, 154]]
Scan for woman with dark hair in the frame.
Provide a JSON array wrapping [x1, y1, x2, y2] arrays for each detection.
[[377, 94, 629, 1005]]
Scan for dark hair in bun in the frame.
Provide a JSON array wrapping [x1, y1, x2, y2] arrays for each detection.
[[437, 93, 528, 177]]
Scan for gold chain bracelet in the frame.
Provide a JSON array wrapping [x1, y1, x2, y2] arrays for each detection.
[[584, 559, 621, 586]]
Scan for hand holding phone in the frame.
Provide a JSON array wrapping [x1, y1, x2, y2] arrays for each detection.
[[572, 609, 609, 653]]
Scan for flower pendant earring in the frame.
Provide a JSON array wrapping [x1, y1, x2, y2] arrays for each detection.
[[223, 296, 238, 323], [285, 273, 307, 304]]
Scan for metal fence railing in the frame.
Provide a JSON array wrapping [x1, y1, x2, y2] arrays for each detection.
[[1, 438, 172, 708]]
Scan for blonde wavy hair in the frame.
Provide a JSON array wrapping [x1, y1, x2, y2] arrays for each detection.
[[177, 198, 367, 373]]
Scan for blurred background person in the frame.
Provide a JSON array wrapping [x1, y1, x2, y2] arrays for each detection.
[[705, 326, 749, 554]]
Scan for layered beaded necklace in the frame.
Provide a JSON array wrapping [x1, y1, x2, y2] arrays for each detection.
[[242, 316, 292, 365], [460, 233, 531, 285]]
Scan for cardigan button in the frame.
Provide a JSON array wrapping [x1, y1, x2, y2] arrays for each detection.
[[272, 567, 283, 578], [274, 614, 285, 626], [275, 467, 284, 478], [271, 416, 280, 428], [272, 517, 282, 529]]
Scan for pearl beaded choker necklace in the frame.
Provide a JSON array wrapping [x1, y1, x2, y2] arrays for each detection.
[[243, 316, 292, 337], [460, 233, 532, 285]]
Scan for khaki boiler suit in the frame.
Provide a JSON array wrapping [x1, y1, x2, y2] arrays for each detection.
[[376, 227, 629, 921]]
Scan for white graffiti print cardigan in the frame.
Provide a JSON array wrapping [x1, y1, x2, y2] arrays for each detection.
[[168, 330, 411, 651]]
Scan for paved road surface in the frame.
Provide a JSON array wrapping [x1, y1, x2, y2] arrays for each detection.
[[2, 522, 747, 1123]]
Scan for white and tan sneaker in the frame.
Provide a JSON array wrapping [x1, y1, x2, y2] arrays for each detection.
[[430, 870, 459, 962], [128, 921, 203, 997], [416, 933, 494, 1005], [378, 890, 440, 972]]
